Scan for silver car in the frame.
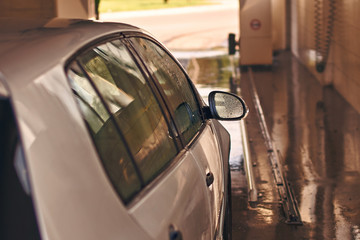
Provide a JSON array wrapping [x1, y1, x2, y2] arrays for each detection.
[[0, 19, 247, 240]]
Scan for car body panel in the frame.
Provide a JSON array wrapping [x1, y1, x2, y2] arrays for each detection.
[[190, 122, 229, 238], [129, 150, 212, 239]]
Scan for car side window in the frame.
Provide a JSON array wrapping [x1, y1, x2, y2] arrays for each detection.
[[130, 37, 203, 144], [68, 39, 178, 193], [67, 62, 142, 203]]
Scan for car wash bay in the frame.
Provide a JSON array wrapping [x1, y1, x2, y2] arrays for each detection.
[[3, 0, 359, 238]]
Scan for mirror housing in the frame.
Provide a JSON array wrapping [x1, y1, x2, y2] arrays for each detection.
[[206, 91, 248, 120]]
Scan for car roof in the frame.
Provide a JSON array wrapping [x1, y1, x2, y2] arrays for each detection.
[[0, 18, 145, 92]]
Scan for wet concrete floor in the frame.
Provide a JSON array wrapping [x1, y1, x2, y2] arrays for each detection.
[[180, 50, 360, 239], [236, 51, 360, 240]]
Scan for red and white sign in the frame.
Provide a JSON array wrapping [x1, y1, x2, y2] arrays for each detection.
[[250, 19, 261, 30]]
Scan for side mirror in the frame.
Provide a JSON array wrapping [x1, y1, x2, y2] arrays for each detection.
[[207, 91, 248, 120]]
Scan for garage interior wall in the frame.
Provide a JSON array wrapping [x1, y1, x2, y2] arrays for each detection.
[[291, 0, 360, 113], [0, 0, 94, 19], [0, 0, 56, 19], [272, 0, 287, 51]]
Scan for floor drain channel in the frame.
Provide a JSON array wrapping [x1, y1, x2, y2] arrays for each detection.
[[247, 67, 303, 225]]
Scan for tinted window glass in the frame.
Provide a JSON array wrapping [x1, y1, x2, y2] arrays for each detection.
[[67, 62, 141, 203], [76, 40, 178, 184], [131, 38, 202, 144]]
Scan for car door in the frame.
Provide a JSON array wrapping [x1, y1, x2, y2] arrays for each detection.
[[128, 36, 223, 238], [68, 36, 212, 240]]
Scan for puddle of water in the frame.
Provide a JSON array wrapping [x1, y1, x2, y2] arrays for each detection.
[[179, 51, 235, 88]]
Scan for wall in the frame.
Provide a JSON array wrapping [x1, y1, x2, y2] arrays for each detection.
[[0, 0, 94, 20], [291, 0, 360, 113], [272, 0, 287, 51], [0, 0, 56, 19]]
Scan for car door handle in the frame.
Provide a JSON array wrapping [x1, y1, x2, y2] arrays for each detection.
[[169, 230, 183, 240], [206, 172, 214, 187]]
